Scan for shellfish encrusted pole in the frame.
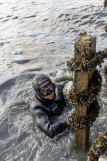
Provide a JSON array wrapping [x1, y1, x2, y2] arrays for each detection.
[[74, 32, 96, 150]]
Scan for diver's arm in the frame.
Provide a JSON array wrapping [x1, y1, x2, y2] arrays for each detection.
[[58, 80, 69, 88], [32, 108, 67, 138], [55, 80, 69, 102]]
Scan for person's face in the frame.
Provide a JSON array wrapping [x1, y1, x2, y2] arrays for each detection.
[[39, 82, 55, 100]]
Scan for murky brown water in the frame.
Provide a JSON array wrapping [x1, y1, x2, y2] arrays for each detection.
[[0, 0, 107, 160]]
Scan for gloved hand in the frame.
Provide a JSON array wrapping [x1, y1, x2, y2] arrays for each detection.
[[70, 107, 75, 113], [60, 80, 69, 88], [63, 80, 74, 97]]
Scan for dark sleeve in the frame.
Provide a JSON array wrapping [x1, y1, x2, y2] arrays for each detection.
[[32, 108, 67, 138]]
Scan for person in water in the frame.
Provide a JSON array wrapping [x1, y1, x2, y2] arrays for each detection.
[[30, 74, 69, 138]]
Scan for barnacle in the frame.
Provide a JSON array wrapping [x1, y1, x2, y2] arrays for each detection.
[[67, 50, 106, 71], [67, 70, 102, 106], [66, 33, 105, 140], [66, 100, 100, 129], [88, 131, 107, 161], [66, 70, 101, 128]]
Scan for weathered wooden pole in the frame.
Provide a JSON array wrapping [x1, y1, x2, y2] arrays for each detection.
[[104, 0, 107, 7], [74, 32, 96, 150]]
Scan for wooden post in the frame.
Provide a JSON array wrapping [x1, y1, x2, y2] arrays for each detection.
[[74, 32, 96, 150], [104, 0, 107, 7]]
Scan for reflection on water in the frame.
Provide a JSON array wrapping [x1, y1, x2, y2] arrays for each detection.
[[0, 0, 107, 160]]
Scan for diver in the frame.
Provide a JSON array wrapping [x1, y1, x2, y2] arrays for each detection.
[[30, 74, 70, 138]]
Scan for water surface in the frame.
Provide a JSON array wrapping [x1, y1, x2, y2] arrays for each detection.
[[0, 0, 107, 160]]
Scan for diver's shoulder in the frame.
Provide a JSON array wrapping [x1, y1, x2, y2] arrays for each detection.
[[30, 97, 41, 110]]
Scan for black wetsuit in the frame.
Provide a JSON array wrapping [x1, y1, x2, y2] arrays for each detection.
[[30, 74, 68, 138]]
